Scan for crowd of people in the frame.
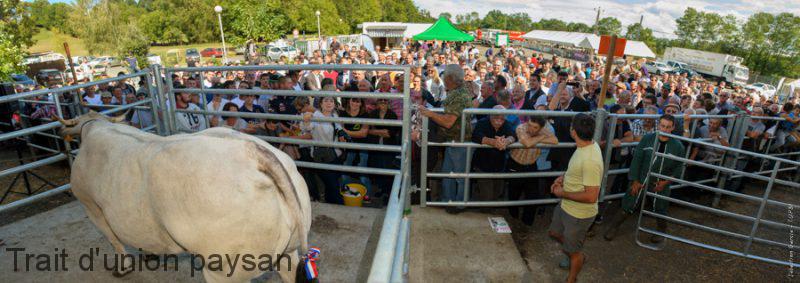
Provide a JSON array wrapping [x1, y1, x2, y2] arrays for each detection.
[[14, 39, 800, 283], [20, 40, 797, 207]]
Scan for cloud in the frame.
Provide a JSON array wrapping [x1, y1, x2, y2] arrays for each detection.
[[413, 0, 800, 38]]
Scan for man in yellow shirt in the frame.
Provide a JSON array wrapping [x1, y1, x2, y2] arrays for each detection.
[[549, 113, 603, 283]]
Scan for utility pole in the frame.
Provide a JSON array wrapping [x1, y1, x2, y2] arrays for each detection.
[[638, 15, 644, 41], [594, 7, 602, 35]]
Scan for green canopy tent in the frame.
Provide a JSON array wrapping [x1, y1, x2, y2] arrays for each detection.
[[412, 17, 474, 42]]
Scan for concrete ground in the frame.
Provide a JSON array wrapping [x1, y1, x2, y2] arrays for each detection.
[[407, 207, 531, 282], [0, 201, 382, 282]]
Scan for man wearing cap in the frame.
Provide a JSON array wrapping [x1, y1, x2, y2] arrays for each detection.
[[604, 114, 685, 243], [471, 105, 516, 201], [99, 91, 113, 106], [663, 103, 684, 135]]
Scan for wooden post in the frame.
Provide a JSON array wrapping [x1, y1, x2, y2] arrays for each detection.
[[64, 43, 78, 84], [598, 35, 617, 107]]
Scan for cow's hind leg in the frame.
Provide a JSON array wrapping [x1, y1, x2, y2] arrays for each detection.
[[278, 250, 301, 283], [80, 200, 134, 277]]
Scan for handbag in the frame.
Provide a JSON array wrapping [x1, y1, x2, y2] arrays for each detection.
[[313, 122, 340, 163]]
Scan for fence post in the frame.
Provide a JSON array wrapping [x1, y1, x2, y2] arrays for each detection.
[[742, 160, 780, 255], [164, 69, 177, 135], [400, 66, 412, 214], [144, 68, 163, 136], [420, 115, 429, 207], [51, 92, 74, 167], [712, 113, 747, 207], [599, 111, 617, 202]]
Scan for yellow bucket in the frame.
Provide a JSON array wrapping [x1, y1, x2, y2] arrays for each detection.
[[341, 183, 367, 207]]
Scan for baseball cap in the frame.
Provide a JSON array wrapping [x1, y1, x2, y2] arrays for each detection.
[[100, 91, 112, 98]]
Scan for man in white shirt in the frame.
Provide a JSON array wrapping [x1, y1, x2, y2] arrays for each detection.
[[174, 91, 207, 133]]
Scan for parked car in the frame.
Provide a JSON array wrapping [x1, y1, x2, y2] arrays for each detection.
[[235, 45, 246, 55], [64, 63, 88, 81], [200, 48, 224, 58], [280, 46, 298, 60], [10, 74, 36, 88], [665, 60, 690, 70], [185, 48, 201, 63], [746, 83, 777, 98], [92, 64, 109, 76], [265, 45, 284, 61], [147, 54, 162, 66], [90, 56, 122, 67], [36, 69, 64, 85], [644, 61, 674, 75], [668, 67, 699, 78]]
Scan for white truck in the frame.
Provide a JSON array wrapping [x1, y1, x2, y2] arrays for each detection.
[[662, 47, 749, 85]]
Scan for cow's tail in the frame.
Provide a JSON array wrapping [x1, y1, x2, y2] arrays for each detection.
[[255, 146, 317, 283], [253, 144, 309, 252]]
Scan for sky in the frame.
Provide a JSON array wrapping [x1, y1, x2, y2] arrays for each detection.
[[414, 0, 800, 38]]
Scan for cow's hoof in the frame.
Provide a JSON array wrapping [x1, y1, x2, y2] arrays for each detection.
[[112, 268, 133, 278]]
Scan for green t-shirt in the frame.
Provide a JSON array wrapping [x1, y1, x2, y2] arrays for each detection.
[[439, 84, 472, 142], [560, 142, 604, 219]]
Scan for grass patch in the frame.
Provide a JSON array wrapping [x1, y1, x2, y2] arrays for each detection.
[[28, 29, 88, 55], [28, 29, 226, 65]]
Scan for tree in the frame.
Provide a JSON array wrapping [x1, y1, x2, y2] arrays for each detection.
[[283, 0, 349, 36], [625, 23, 653, 42], [0, 0, 35, 80], [68, 0, 150, 59], [482, 10, 509, 29], [440, 13, 452, 21], [225, 0, 289, 44], [333, 0, 382, 33], [534, 19, 568, 31], [594, 17, 621, 36], [675, 7, 702, 47], [567, 22, 591, 33]]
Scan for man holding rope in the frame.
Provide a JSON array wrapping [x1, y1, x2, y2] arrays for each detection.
[[603, 114, 686, 243]]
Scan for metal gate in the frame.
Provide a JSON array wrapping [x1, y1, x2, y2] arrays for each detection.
[[635, 131, 800, 268]]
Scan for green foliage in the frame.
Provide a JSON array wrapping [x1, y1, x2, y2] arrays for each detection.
[[0, 0, 34, 80], [675, 8, 800, 78], [594, 17, 621, 36], [333, 0, 382, 33], [67, 0, 150, 60], [224, 0, 289, 44], [378, 0, 432, 23], [283, 0, 349, 36]]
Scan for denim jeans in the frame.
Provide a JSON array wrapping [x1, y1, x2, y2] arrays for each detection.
[[341, 151, 372, 194], [441, 147, 467, 202]]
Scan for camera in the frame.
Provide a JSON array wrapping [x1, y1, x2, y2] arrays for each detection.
[[566, 81, 580, 87], [336, 128, 352, 142]]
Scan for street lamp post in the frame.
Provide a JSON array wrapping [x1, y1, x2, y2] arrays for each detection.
[[214, 5, 228, 64], [315, 10, 321, 41]]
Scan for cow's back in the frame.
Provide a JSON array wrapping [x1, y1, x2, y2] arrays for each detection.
[[71, 124, 310, 256]]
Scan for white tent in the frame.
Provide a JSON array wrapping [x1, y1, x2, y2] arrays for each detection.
[[522, 30, 656, 58], [578, 37, 656, 58], [521, 30, 596, 47]]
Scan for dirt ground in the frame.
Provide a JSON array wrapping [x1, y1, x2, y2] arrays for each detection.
[[0, 145, 71, 213], [507, 178, 798, 282]]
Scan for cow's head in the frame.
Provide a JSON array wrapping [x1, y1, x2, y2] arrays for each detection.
[[53, 111, 127, 141]]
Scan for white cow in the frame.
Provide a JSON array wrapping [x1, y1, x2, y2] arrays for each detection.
[[55, 111, 312, 282]]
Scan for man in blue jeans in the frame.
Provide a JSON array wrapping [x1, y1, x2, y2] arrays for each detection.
[[419, 64, 473, 214]]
